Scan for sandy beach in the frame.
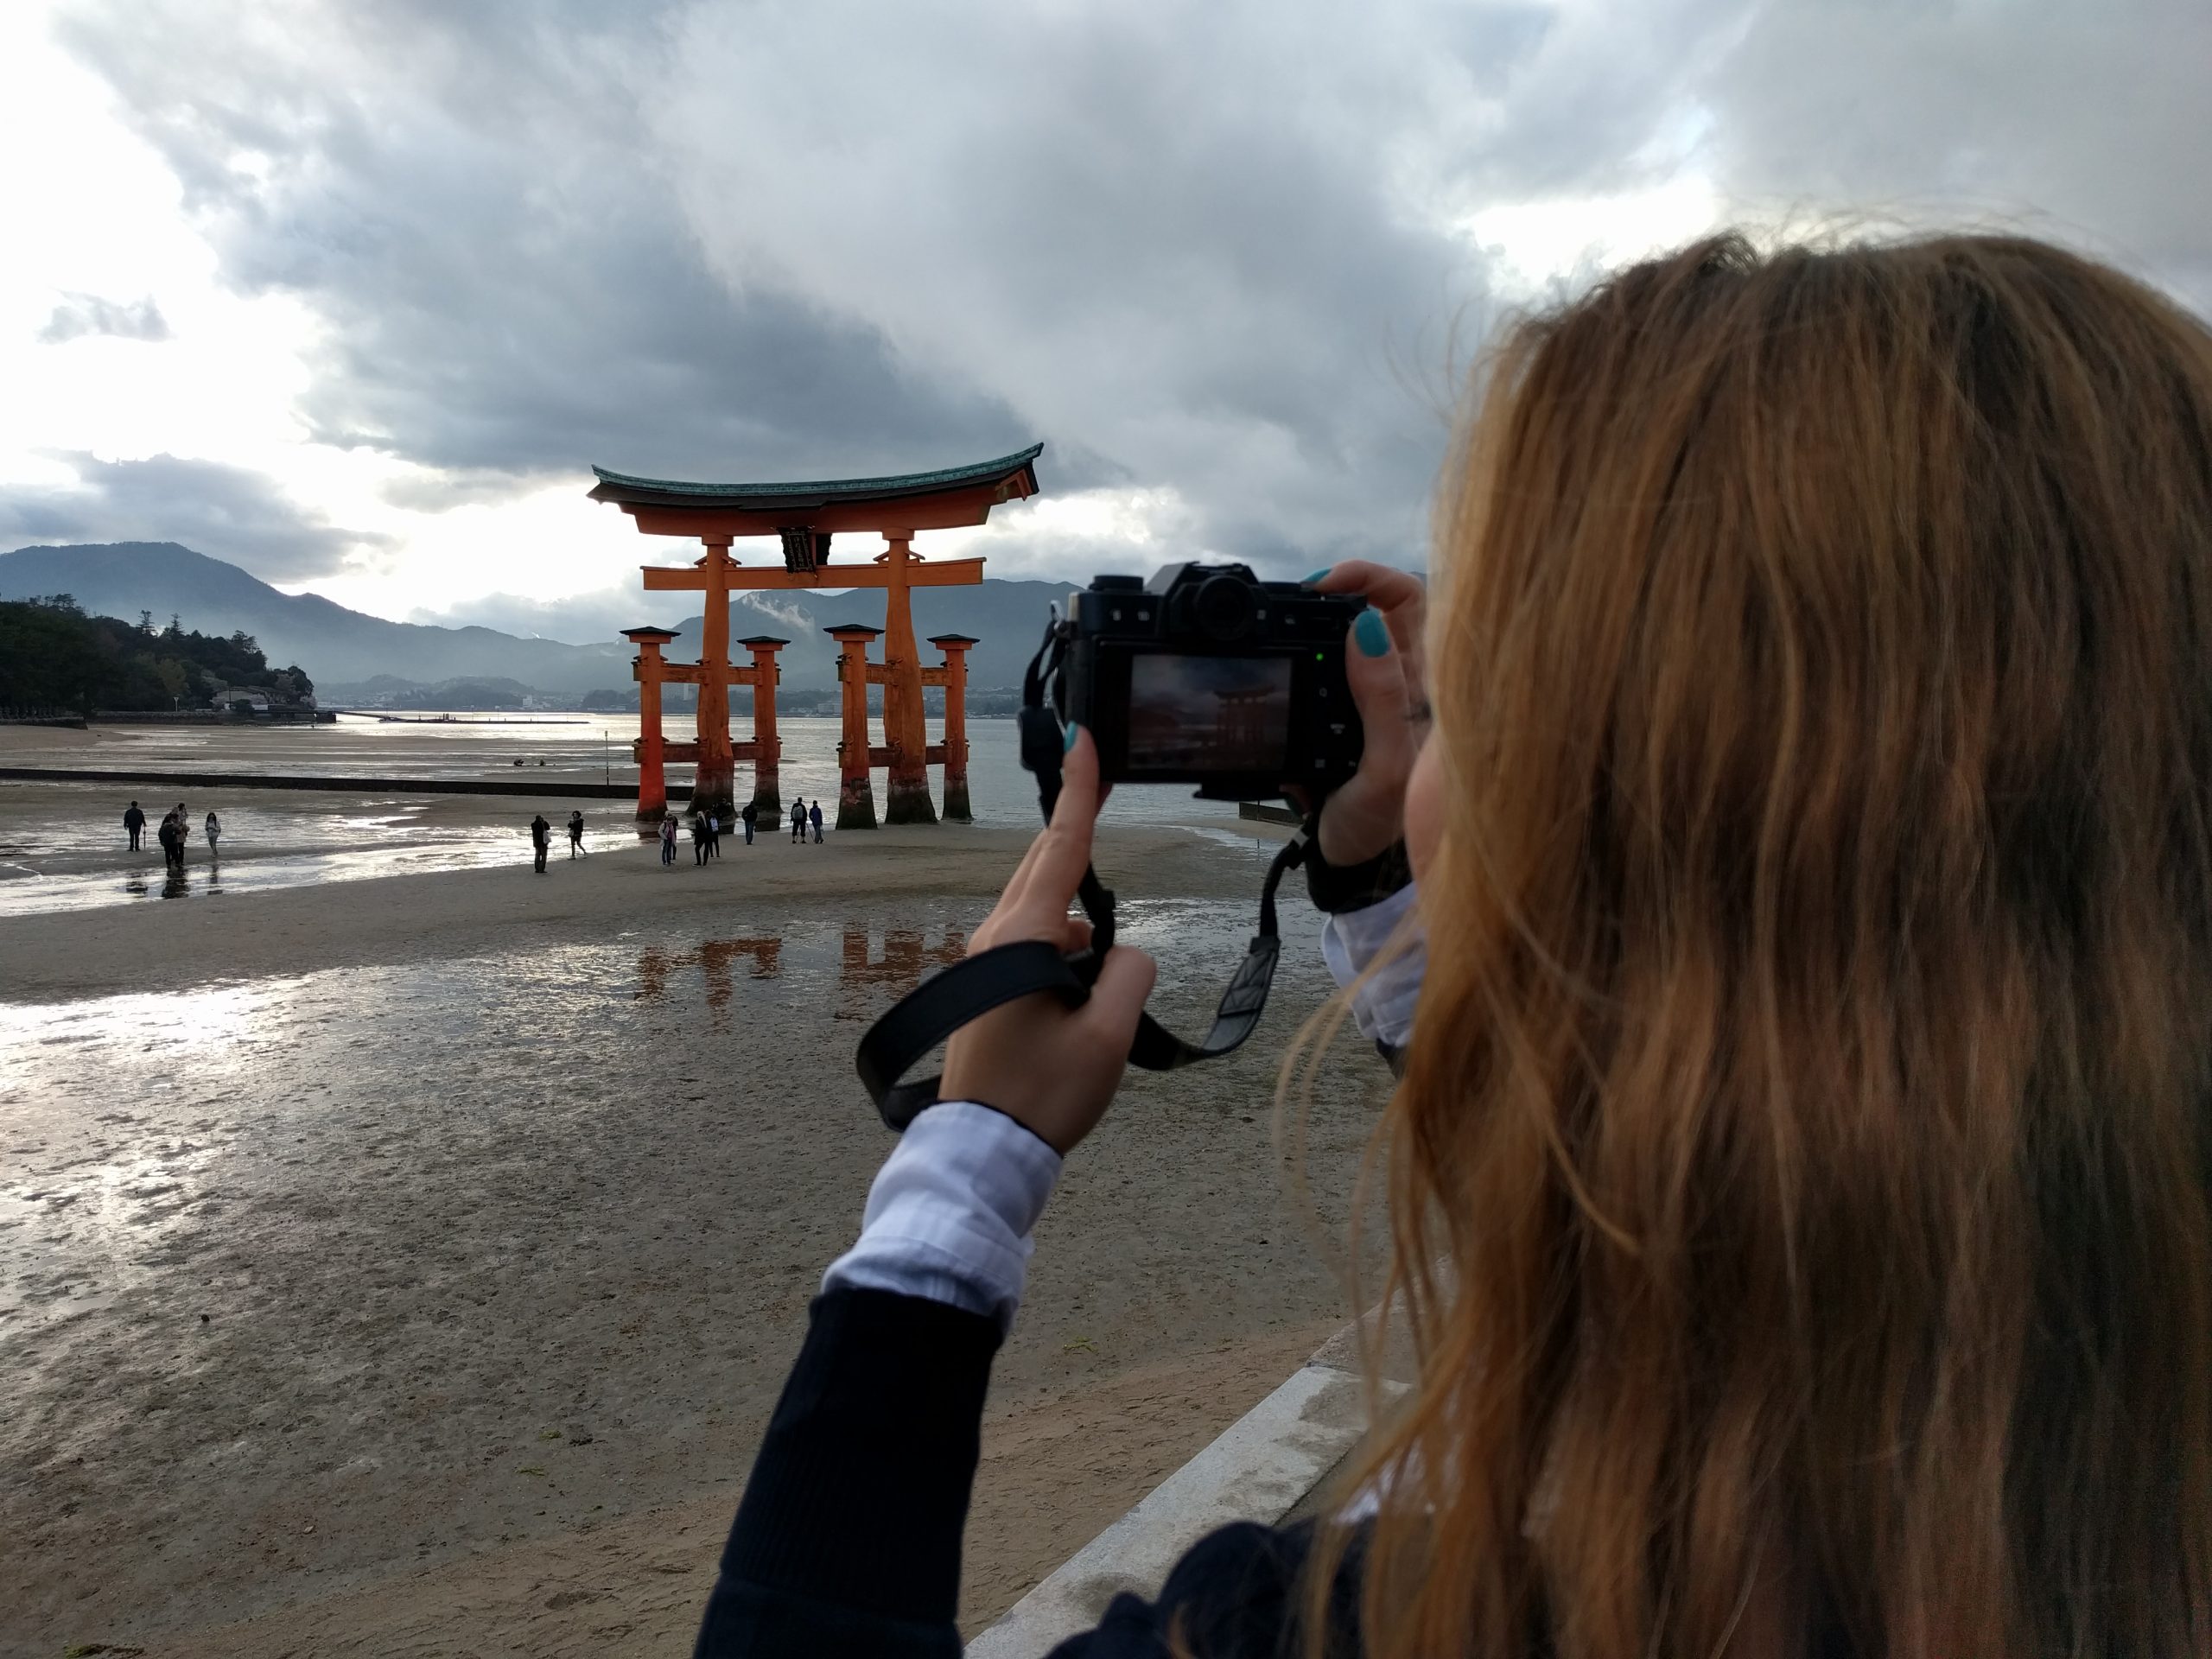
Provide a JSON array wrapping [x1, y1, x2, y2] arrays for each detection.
[[0, 725, 1387, 1657]]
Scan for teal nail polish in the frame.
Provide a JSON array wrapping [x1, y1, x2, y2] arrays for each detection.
[[1354, 608, 1390, 657], [1302, 567, 1332, 585], [1064, 721, 1081, 753]]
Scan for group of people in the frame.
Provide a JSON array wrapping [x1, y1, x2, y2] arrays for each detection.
[[650, 798, 823, 866], [124, 799, 219, 872]]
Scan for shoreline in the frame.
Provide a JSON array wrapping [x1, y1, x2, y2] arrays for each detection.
[[0, 732, 1368, 1659]]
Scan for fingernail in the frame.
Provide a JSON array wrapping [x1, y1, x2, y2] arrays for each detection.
[[1354, 608, 1390, 658], [1302, 567, 1332, 586], [1064, 721, 1081, 753]]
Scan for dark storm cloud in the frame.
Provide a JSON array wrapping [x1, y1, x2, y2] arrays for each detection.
[[50, 0, 1546, 578], [38, 293, 172, 344], [48, 0, 2212, 589], [0, 453, 387, 582], [51, 3, 1032, 486]]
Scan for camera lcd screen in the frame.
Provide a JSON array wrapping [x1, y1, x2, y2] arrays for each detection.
[[1125, 653, 1294, 772]]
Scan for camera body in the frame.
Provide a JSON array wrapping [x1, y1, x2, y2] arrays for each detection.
[[1057, 563, 1366, 800]]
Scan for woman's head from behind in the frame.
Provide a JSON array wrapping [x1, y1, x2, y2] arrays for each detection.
[[1370, 233, 2212, 1658]]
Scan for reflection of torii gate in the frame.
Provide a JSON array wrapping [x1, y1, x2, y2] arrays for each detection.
[[590, 445, 1042, 825]]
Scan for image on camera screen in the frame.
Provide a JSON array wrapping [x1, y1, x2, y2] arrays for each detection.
[[1125, 652, 1294, 772]]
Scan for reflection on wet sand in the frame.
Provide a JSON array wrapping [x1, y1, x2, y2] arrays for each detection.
[[634, 938, 784, 1008], [836, 926, 966, 1020], [629, 925, 969, 1020]]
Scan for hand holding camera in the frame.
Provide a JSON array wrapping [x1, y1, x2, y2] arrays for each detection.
[[1301, 560, 1428, 868], [939, 728, 1158, 1154]]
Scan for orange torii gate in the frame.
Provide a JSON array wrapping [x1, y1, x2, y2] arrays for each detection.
[[590, 445, 1040, 825]]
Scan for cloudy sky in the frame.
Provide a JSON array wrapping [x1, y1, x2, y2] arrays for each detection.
[[2, 0, 2204, 645]]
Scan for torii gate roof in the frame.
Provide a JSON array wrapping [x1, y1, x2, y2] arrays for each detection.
[[588, 443, 1042, 535]]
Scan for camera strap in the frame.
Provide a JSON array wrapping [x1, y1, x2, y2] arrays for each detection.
[[855, 616, 1311, 1131]]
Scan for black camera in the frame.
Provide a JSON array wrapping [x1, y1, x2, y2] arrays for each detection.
[[1055, 563, 1367, 801]]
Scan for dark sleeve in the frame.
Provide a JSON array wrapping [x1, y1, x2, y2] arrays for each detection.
[[693, 1287, 1002, 1659], [1041, 1520, 1362, 1658]]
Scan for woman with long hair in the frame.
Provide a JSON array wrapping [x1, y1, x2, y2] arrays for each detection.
[[694, 231, 2212, 1657]]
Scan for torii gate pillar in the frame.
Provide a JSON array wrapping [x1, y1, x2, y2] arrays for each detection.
[[925, 632, 976, 823], [879, 531, 936, 825], [623, 626, 678, 830], [828, 624, 882, 830]]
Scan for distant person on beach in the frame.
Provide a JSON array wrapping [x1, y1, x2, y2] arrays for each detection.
[[809, 800, 823, 843], [168, 804, 189, 871], [123, 801, 144, 851], [568, 810, 586, 857], [690, 811, 706, 865], [658, 815, 677, 866], [705, 810, 721, 860], [741, 800, 756, 845], [790, 800, 805, 842], [204, 810, 220, 857], [155, 811, 177, 869], [529, 812, 550, 874]]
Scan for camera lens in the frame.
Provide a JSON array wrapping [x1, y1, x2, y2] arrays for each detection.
[[1193, 574, 1255, 641]]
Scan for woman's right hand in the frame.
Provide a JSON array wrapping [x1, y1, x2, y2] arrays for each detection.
[[1304, 561, 1428, 867]]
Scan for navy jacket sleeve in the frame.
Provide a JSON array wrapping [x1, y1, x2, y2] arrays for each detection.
[[692, 1287, 1357, 1659], [694, 1287, 1001, 1658]]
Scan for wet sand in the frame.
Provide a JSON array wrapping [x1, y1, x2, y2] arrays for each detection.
[[0, 756, 1386, 1656]]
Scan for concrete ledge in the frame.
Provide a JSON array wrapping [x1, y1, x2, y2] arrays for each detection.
[[968, 1347, 1401, 1656]]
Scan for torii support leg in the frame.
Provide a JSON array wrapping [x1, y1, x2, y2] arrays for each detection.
[[830, 626, 878, 830], [937, 638, 972, 823], [879, 533, 937, 825], [625, 630, 674, 834], [745, 639, 784, 817], [692, 537, 738, 822]]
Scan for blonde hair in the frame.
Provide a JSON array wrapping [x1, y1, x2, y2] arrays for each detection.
[[1317, 233, 2212, 1658]]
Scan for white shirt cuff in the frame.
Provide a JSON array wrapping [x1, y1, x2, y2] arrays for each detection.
[[821, 1100, 1064, 1335], [1319, 882, 1424, 1048]]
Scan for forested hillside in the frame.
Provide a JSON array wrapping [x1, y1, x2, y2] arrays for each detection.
[[0, 595, 314, 713]]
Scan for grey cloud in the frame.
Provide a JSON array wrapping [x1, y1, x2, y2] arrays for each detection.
[[55, 3, 1032, 489], [38, 293, 171, 343], [0, 453, 388, 582], [56, 0, 1533, 581], [1693, 0, 2212, 312], [51, 0, 2212, 595]]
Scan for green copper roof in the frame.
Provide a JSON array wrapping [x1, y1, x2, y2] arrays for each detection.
[[589, 443, 1043, 507]]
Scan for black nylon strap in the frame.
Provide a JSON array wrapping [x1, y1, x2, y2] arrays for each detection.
[[857, 940, 1097, 1131]]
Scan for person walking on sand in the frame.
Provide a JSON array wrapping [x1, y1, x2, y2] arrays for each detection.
[[530, 812, 551, 874], [204, 810, 220, 858], [123, 800, 145, 851], [169, 804, 189, 871], [690, 811, 707, 866], [568, 810, 586, 858], [705, 809, 722, 860], [659, 814, 677, 866], [741, 800, 756, 846], [156, 810, 177, 870], [810, 799, 823, 843], [790, 800, 805, 843]]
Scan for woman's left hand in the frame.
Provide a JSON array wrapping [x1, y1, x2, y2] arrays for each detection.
[[940, 728, 1156, 1155]]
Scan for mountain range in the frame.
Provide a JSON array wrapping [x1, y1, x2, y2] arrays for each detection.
[[0, 543, 1077, 703]]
